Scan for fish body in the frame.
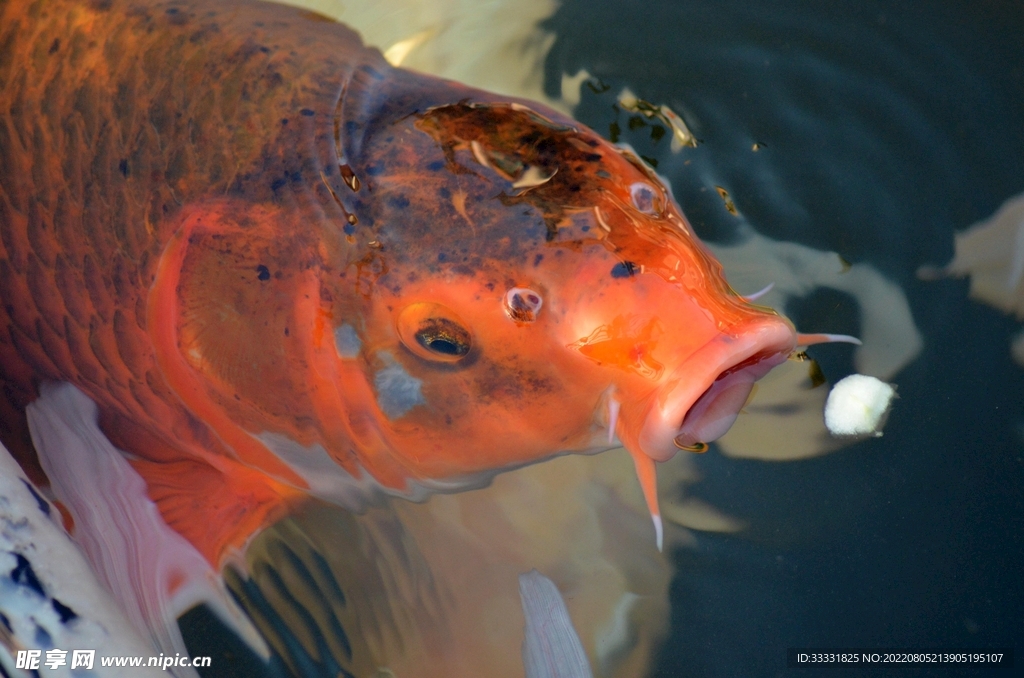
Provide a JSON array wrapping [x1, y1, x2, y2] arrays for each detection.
[[0, 0, 797, 566]]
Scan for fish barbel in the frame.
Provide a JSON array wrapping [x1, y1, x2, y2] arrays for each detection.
[[0, 0, 819, 565]]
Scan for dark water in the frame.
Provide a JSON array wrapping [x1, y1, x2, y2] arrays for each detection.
[[543, 0, 1023, 676]]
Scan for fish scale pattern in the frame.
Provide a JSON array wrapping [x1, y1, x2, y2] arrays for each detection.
[[0, 0, 366, 480]]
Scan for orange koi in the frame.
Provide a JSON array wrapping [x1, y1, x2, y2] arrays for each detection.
[[0, 0, 842, 574]]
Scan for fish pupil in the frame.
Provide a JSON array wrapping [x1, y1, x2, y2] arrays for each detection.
[[414, 318, 471, 357], [423, 337, 461, 355]]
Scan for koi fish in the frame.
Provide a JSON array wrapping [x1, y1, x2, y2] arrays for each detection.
[[0, 0, 848, 584]]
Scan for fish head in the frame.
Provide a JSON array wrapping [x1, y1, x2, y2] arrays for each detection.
[[340, 100, 798, 494]]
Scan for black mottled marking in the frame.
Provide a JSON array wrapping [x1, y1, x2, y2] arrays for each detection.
[[11, 554, 44, 596], [300, 108, 315, 117], [259, 46, 270, 53], [51, 598, 78, 624], [386, 195, 409, 209], [256, 264, 271, 281], [342, 223, 355, 235], [585, 153, 602, 162], [427, 160, 445, 171], [611, 261, 638, 278], [270, 177, 287, 191], [118, 159, 129, 177], [48, 38, 60, 54], [533, 253, 544, 266], [34, 624, 52, 649], [364, 164, 385, 176], [280, 118, 289, 125], [20, 479, 50, 515]]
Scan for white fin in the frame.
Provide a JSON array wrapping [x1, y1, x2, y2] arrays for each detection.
[[26, 382, 269, 676], [519, 570, 594, 678]]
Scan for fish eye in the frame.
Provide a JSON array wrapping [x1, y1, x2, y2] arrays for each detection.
[[397, 302, 473, 362], [504, 287, 543, 322], [630, 182, 660, 215]]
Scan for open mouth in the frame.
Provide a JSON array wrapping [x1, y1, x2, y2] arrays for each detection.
[[671, 352, 784, 450], [637, 319, 797, 461]]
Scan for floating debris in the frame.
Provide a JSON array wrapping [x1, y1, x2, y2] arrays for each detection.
[[715, 186, 739, 216], [616, 88, 697, 151]]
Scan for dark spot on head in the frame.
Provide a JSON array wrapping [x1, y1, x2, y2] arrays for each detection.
[[259, 45, 270, 53], [20, 479, 50, 515], [270, 177, 287, 191], [585, 153, 602, 162], [118, 159, 129, 177], [256, 264, 270, 281], [51, 598, 78, 623], [281, 118, 289, 125], [166, 7, 178, 13], [290, 171, 301, 182], [11, 554, 44, 596], [611, 261, 638, 278], [427, 160, 445, 171], [581, 224, 590, 232], [48, 38, 60, 54], [533, 253, 544, 266], [284, 327, 289, 336], [437, 252, 446, 262], [300, 108, 315, 117]]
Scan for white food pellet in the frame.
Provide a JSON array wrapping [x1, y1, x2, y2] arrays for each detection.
[[824, 374, 897, 437]]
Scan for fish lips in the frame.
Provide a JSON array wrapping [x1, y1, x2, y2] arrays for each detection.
[[638, 319, 797, 461]]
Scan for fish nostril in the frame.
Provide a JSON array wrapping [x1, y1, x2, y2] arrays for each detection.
[[504, 287, 543, 322], [630, 182, 659, 214]]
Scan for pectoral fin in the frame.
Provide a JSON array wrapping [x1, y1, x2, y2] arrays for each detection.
[[26, 381, 271, 664]]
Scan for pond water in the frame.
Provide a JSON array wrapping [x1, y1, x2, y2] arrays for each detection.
[[538, 0, 1023, 675]]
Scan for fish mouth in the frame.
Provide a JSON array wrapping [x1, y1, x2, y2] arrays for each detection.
[[638, 318, 797, 461]]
